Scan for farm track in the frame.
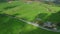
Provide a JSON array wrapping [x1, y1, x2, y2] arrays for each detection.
[[0, 14, 60, 32]]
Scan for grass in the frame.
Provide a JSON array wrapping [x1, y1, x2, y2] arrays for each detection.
[[0, 1, 60, 34], [0, 14, 60, 34], [0, 14, 37, 34]]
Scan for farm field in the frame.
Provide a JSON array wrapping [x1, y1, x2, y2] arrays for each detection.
[[0, 1, 60, 34]]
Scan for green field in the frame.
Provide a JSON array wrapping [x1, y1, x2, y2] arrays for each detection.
[[0, 1, 60, 34]]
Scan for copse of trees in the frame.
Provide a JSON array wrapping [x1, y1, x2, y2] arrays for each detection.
[[54, 0, 60, 4], [0, 0, 7, 2], [0, 0, 18, 2]]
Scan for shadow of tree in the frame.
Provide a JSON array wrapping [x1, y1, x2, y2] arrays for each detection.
[[11, 13, 29, 21], [36, 13, 48, 20], [34, 11, 60, 23], [33, 13, 48, 22], [11, 13, 20, 17], [3, 5, 18, 10], [46, 11, 60, 23]]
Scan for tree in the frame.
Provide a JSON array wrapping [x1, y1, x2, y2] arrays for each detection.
[[54, 0, 60, 4], [0, 0, 7, 2], [0, 0, 18, 2]]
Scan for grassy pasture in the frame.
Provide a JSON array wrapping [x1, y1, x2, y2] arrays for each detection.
[[0, 1, 60, 34]]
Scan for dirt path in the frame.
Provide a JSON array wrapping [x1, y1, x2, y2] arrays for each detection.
[[0, 14, 60, 32]]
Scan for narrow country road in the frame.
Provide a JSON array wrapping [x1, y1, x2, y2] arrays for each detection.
[[18, 18, 60, 32], [0, 14, 60, 32]]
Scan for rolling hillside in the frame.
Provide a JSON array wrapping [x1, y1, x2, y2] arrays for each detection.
[[0, 1, 60, 34]]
